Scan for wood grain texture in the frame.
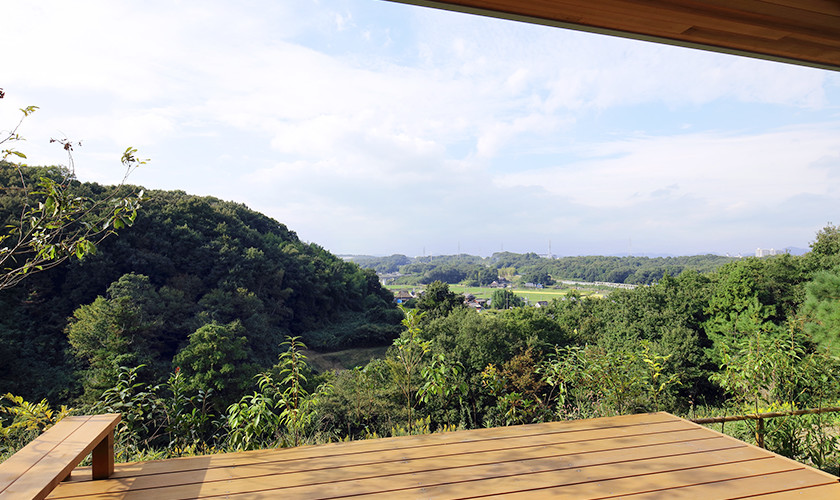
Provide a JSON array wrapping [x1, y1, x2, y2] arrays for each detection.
[[47, 412, 840, 499], [386, 0, 840, 70], [0, 414, 120, 500]]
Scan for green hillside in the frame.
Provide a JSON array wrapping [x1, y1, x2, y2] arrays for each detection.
[[0, 163, 402, 404]]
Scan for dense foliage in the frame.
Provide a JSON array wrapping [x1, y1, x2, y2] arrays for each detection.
[[344, 254, 412, 274], [2, 164, 839, 474], [359, 251, 736, 286], [238, 238, 838, 471], [0, 164, 402, 405]]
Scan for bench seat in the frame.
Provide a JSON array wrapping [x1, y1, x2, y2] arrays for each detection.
[[0, 413, 120, 500]]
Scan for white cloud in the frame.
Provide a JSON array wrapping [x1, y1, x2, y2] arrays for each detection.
[[410, 6, 830, 111], [496, 125, 840, 209], [2, 0, 838, 256]]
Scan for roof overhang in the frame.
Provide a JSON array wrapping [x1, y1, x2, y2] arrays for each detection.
[[386, 1, 840, 72]]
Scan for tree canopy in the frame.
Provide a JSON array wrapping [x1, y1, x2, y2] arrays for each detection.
[[357, 251, 736, 286], [0, 169, 402, 401]]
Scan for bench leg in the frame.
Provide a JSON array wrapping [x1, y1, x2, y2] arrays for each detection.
[[91, 430, 115, 480]]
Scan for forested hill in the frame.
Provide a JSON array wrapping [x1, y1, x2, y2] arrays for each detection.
[[0, 165, 402, 402], [488, 252, 736, 284], [350, 252, 736, 285]]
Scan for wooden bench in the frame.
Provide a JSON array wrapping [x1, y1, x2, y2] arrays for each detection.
[[0, 413, 120, 500]]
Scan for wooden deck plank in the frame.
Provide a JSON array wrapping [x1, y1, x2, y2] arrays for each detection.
[[50, 432, 743, 498], [467, 470, 840, 499], [100, 452, 771, 499], [48, 418, 711, 497], [597, 469, 840, 499], [1, 415, 119, 500], [65, 413, 690, 481], [338, 458, 801, 499], [679, 414, 840, 484], [0, 418, 89, 494], [187, 455, 791, 499], [235, 447, 776, 499], [741, 482, 840, 498], [46, 413, 840, 500]]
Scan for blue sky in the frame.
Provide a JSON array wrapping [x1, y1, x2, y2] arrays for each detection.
[[3, 0, 840, 257]]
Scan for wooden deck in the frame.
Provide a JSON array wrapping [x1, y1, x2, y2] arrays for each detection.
[[47, 412, 839, 499]]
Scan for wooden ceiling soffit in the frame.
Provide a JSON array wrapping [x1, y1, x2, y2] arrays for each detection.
[[386, 1, 840, 72]]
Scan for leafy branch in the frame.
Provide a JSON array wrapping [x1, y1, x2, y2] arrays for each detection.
[[0, 92, 146, 290]]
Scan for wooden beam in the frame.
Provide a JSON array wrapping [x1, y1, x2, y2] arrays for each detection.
[[386, 0, 840, 71]]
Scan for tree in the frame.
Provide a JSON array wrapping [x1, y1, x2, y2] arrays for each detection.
[[465, 265, 497, 286], [226, 336, 328, 449], [521, 270, 554, 286], [703, 259, 780, 345], [491, 289, 524, 309], [801, 270, 840, 355], [391, 307, 431, 433], [415, 280, 464, 319], [65, 295, 138, 400], [65, 273, 175, 399], [0, 92, 145, 290], [422, 265, 466, 284], [806, 224, 840, 271], [173, 321, 256, 410]]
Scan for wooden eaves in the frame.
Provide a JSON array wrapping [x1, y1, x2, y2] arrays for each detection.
[[385, 1, 840, 72]]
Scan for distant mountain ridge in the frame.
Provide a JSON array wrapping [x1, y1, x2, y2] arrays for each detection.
[[345, 252, 747, 286]]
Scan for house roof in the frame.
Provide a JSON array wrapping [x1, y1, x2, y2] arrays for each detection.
[[387, 1, 840, 71]]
